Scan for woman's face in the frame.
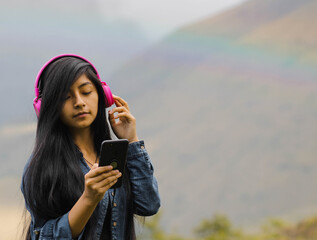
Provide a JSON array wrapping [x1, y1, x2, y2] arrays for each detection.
[[60, 74, 99, 132]]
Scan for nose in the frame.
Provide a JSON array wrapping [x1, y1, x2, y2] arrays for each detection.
[[73, 94, 85, 108]]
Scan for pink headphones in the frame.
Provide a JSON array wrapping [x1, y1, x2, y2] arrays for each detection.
[[33, 54, 114, 117]]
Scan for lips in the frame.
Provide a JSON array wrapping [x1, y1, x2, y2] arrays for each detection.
[[73, 112, 89, 118]]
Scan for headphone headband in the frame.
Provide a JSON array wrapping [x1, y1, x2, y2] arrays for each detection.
[[34, 54, 101, 98], [33, 54, 114, 117]]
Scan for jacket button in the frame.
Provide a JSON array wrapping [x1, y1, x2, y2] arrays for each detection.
[[111, 192, 114, 196], [113, 221, 117, 226], [141, 145, 145, 150], [113, 202, 117, 207]]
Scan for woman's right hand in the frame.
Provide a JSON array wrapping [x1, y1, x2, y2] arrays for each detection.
[[69, 164, 121, 237], [82, 164, 122, 205]]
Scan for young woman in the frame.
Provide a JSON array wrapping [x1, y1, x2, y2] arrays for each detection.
[[21, 54, 160, 240]]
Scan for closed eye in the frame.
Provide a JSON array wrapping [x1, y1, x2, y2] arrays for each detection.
[[83, 91, 92, 95]]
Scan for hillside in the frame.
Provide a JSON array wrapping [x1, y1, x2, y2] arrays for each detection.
[[241, 0, 317, 62], [181, 0, 317, 62], [108, 0, 317, 233], [180, 0, 314, 38]]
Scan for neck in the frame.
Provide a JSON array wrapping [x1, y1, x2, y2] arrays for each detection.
[[70, 127, 95, 156]]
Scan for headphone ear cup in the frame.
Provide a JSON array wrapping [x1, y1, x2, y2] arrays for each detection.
[[33, 98, 41, 118], [101, 82, 114, 108]]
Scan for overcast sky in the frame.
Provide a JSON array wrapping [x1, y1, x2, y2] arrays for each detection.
[[96, 0, 249, 40]]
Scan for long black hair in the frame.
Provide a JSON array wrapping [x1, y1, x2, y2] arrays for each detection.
[[22, 57, 135, 239]]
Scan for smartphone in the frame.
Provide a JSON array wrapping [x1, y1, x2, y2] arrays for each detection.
[[99, 139, 129, 188]]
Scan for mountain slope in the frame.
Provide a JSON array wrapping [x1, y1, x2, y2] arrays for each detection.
[[241, 0, 317, 61], [180, 0, 314, 38], [108, 0, 317, 233]]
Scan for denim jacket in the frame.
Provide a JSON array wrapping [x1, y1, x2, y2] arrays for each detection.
[[21, 141, 160, 240]]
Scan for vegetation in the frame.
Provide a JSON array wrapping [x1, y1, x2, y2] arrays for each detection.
[[137, 211, 317, 240]]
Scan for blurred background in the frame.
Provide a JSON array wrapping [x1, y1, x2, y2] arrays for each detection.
[[1, 0, 317, 239]]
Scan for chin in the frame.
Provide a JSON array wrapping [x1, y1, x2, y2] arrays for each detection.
[[77, 122, 93, 129], [69, 120, 92, 129]]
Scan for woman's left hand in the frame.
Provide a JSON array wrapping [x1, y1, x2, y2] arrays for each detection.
[[108, 95, 139, 143]]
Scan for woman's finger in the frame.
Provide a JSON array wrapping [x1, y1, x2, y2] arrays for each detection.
[[85, 165, 113, 178], [91, 163, 98, 170], [93, 172, 122, 190], [115, 99, 122, 107], [101, 172, 121, 186], [109, 106, 128, 115], [109, 108, 134, 125], [113, 95, 130, 111], [108, 114, 118, 126], [86, 170, 120, 185], [99, 179, 118, 192], [114, 112, 133, 122], [108, 110, 121, 125]]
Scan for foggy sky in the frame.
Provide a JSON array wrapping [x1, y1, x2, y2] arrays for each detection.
[[96, 0, 249, 40]]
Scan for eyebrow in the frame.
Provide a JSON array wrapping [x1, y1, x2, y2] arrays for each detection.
[[78, 82, 93, 89]]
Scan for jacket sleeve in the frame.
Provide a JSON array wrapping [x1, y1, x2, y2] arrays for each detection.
[[126, 141, 161, 216], [21, 172, 84, 239], [29, 213, 74, 240]]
